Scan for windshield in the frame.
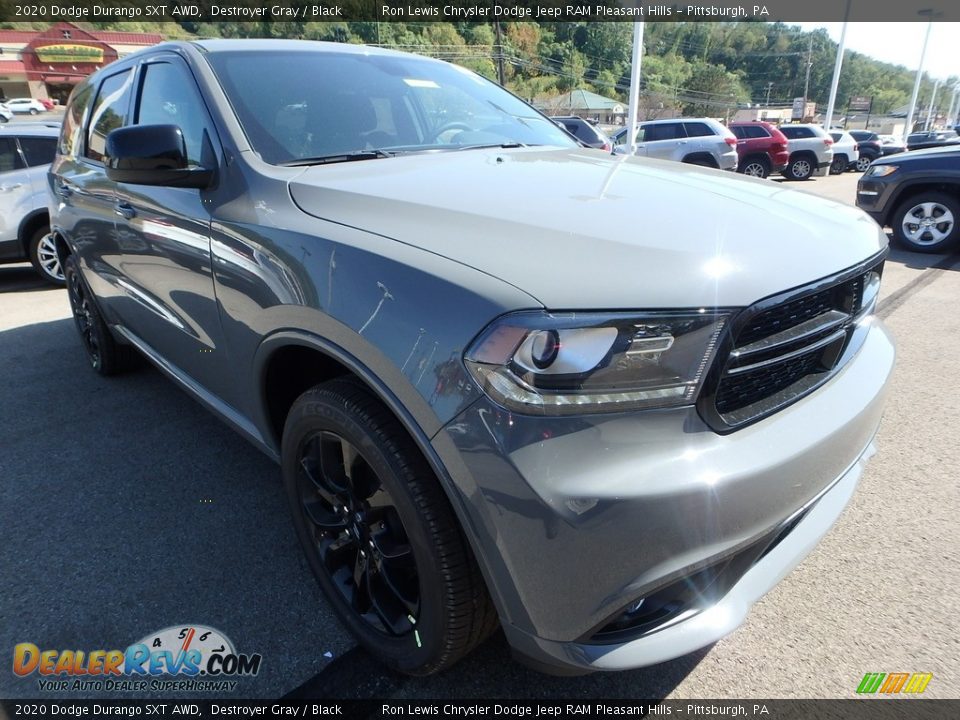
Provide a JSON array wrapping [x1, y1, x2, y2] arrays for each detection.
[[205, 49, 576, 165]]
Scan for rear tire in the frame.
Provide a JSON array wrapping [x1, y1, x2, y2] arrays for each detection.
[[855, 155, 874, 172], [891, 192, 960, 254], [738, 156, 770, 178], [784, 154, 815, 181], [282, 379, 498, 675], [829, 156, 847, 174], [64, 254, 138, 376], [28, 227, 65, 286]]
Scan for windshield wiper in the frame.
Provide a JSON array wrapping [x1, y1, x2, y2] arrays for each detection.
[[279, 149, 396, 167], [454, 142, 530, 152]]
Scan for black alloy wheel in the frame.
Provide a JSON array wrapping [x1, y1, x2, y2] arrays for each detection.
[[282, 379, 497, 675], [64, 254, 138, 375], [296, 429, 420, 636]]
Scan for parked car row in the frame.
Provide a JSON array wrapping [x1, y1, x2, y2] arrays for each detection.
[[0, 123, 62, 284]]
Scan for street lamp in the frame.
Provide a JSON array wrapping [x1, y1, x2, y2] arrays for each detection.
[[823, 0, 851, 133], [902, 9, 942, 143], [924, 79, 941, 131]]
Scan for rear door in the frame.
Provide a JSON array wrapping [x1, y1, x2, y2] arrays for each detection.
[[0, 137, 33, 253], [640, 122, 687, 161], [51, 69, 135, 314], [111, 54, 231, 399]]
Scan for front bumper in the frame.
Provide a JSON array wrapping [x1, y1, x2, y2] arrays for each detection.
[[432, 320, 894, 672]]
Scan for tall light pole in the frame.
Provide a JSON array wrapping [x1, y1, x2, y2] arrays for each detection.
[[766, 82, 773, 107], [924, 79, 941, 131], [626, 22, 645, 156], [903, 10, 939, 143], [947, 84, 959, 129], [823, 0, 851, 132]]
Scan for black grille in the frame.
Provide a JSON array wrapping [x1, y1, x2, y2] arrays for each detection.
[[715, 351, 821, 415], [701, 255, 884, 431]]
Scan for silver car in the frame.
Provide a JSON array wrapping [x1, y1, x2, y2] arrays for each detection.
[[613, 117, 739, 170], [0, 123, 62, 284], [51, 40, 893, 676]]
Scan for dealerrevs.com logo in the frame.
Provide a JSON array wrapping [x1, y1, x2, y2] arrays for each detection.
[[13, 625, 262, 693]]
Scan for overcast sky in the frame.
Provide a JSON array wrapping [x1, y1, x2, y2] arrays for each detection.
[[794, 22, 959, 82]]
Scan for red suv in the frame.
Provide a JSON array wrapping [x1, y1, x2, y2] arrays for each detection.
[[729, 121, 790, 179]]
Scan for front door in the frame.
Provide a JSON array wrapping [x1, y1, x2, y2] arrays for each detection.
[[111, 55, 232, 402]]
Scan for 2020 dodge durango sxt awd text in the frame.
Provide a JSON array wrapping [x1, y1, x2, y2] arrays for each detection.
[[50, 40, 895, 676]]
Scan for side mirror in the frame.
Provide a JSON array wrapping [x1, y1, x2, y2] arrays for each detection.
[[105, 125, 213, 188]]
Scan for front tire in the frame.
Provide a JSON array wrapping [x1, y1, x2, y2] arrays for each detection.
[[891, 192, 960, 253], [64, 254, 138, 375], [29, 108, 38, 115], [784, 155, 814, 181], [282, 379, 497, 675]]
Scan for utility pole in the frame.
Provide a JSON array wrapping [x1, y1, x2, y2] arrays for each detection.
[[903, 11, 938, 143], [802, 35, 814, 112], [493, 21, 505, 87], [924, 79, 941, 131], [626, 22, 645, 156], [766, 82, 773, 107], [823, 0, 850, 132]]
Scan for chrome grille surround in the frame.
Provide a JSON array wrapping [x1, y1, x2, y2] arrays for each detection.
[[698, 251, 886, 433]]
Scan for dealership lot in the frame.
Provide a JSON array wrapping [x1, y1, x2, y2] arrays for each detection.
[[1, 171, 958, 699]]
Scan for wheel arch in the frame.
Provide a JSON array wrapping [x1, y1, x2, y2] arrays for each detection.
[[17, 208, 49, 254], [884, 181, 960, 226], [681, 152, 718, 168], [254, 330, 508, 621]]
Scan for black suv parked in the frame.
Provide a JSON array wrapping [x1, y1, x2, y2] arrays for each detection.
[[848, 130, 883, 172], [857, 145, 960, 252], [550, 116, 612, 151]]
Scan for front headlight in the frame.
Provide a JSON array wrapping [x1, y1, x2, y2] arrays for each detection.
[[865, 165, 897, 177], [464, 310, 729, 415]]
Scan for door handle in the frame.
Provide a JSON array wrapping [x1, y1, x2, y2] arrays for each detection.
[[0, 183, 23, 192], [115, 202, 136, 220]]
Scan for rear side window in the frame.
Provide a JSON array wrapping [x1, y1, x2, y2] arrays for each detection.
[[683, 122, 713, 138], [568, 122, 601, 143], [59, 84, 93, 157], [745, 126, 771, 139], [19, 137, 57, 167], [0, 137, 24, 172], [780, 126, 813, 140], [830, 133, 842, 142], [86, 69, 134, 163], [731, 126, 746, 139], [644, 123, 684, 141]]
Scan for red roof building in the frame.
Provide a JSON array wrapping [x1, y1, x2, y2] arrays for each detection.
[[0, 23, 162, 104]]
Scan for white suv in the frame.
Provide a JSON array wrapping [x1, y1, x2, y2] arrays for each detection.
[[829, 131, 860, 174], [779, 124, 835, 180], [5, 98, 47, 115], [0, 124, 62, 284], [613, 117, 739, 170]]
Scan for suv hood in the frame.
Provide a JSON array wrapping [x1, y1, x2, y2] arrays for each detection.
[[290, 147, 886, 309]]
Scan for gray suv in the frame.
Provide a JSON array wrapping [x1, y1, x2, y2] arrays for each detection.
[[0, 123, 62, 284], [612, 117, 739, 170], [51, 40, 894, 676]]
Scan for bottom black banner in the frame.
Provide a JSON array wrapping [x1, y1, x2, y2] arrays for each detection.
[[0, 700, 955, 720]]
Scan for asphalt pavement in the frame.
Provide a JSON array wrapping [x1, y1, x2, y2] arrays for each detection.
[[1, 171, 957, 700]]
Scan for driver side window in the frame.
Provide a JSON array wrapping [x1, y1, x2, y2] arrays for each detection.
[[135, 61, 215, 167]]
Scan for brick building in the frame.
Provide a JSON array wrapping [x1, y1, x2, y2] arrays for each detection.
[[0, 22, 162, 104]]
